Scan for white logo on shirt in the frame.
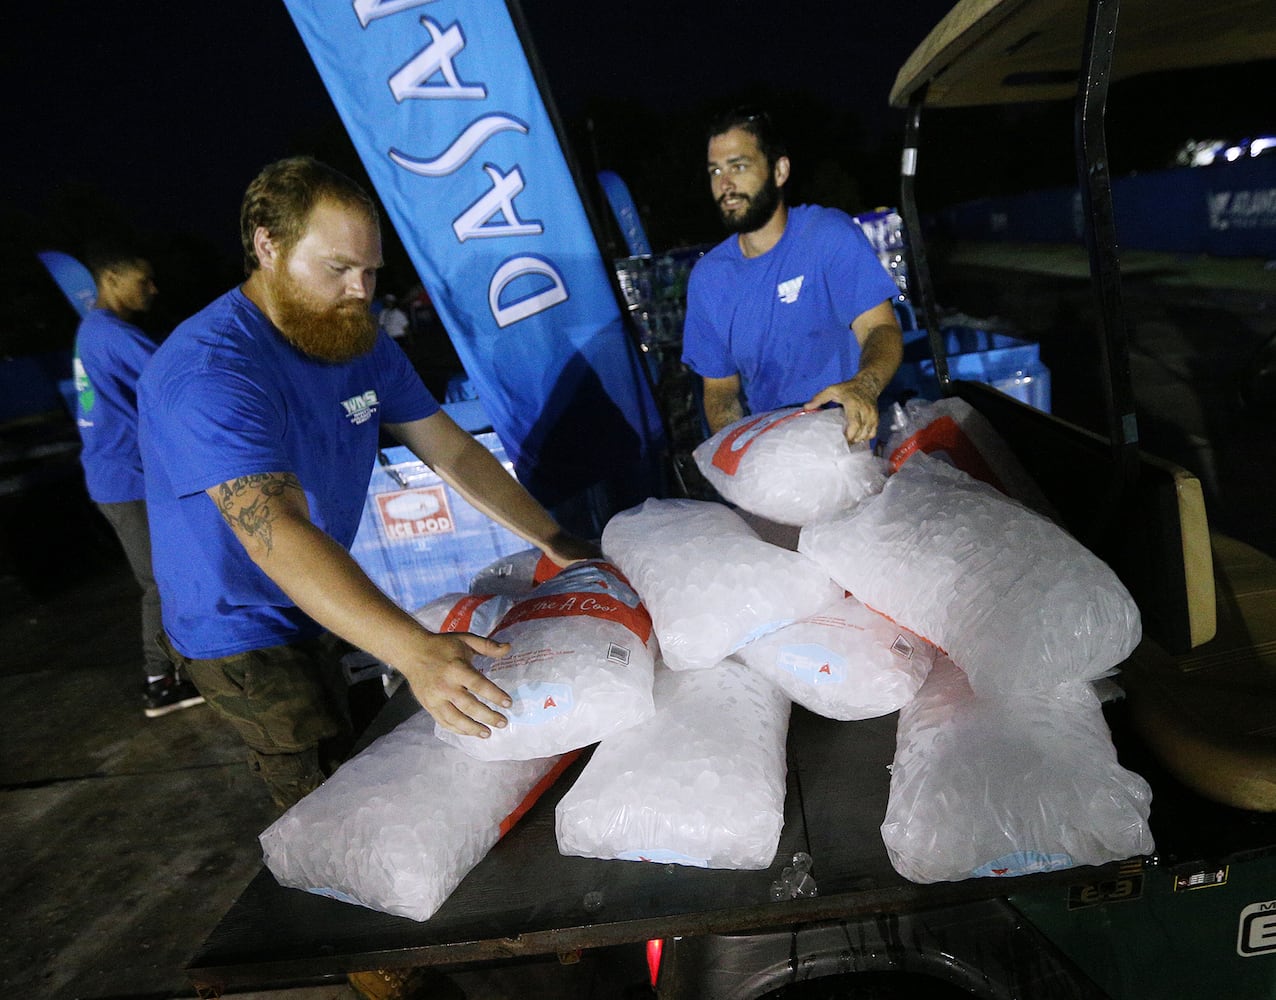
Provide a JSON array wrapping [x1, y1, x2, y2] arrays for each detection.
[[341, 389, 379, 426], [777, 275, 804, 304]]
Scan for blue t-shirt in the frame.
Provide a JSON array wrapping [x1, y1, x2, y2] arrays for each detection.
[[138, 287, 440, 658], [73, 309, 158, 503], [681, 204, 900, 415]]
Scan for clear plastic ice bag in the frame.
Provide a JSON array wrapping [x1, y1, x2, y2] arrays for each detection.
[[260, 712, 572, 921], [468, 548, 560, 596], [880, 655, 1154, 883], [733, 593, 934, 720], [603, 498, 843, 671], [693, 407, 886, 526], [798, 452, 1141, 695], [410, 592, 513, 637], [434, 560, 657, 761], [555, 660, 791, 869], [883, 396, 1056, 519]]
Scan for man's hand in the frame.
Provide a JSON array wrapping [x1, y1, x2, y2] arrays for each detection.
[[396, 631, 514, 738], [804, 379, 881, 444], [541, 530, 603, 567]]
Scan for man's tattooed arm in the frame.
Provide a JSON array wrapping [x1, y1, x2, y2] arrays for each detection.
[[210, 472, 307, 556]]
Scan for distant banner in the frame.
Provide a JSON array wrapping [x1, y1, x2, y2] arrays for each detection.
[[283, 0, 664, 510], [598, 170, 652, 257], [933, 156, 1276, 257], [37, 251, 97, 317]]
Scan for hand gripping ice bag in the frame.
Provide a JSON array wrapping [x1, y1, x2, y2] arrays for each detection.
[[434, 560, 657, 761], [798, 452, 1142, 696], [692, 407, 887, 525], [260, 711, 577, 921], [410, 592, 513, 637], [555, 660, 791, 869], [733, 593, 935, 720], [880, 656, 1154, 883], [602, 498, 843, 671]]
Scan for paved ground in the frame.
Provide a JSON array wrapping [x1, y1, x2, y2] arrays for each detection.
[[1, 242, 1272, 999]]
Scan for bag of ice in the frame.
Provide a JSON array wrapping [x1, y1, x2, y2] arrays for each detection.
[[693, 407, 886, 525], [603, 498, 843, 671], [733, 593, 934, 720], [556, 660, 790, 869], [260, 712, 576, 921], [798, 452, 1141, 695], [880, 656, 1154, 883], [434, 560, 657, 761]]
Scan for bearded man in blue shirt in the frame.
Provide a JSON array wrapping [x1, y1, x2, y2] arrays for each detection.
[[139, 157, 594, 810], [681, 107, 904, 445]]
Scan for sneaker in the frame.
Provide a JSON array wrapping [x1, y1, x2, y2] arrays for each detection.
[[143, 674, 205, 718]]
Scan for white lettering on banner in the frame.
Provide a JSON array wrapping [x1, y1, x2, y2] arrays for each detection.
[[489, 256, 568, 329], [356, 1, 572, 327], [1208, 189, 1276, 231], [388, 18, 487, 101], [354, 0, 436, 27], [452, 165, 544, 241], [390, 115, 528, 177]]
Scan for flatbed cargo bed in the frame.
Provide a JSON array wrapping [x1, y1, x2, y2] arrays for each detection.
[[187, 689, 1137, 992]]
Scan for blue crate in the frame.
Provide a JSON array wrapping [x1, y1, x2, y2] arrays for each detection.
[[887, 327, 1052, 413]]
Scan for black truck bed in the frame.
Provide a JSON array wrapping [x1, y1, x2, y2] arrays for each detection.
[[187, 690, 1128, 992]]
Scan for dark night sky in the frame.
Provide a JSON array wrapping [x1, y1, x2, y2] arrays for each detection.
[[5, 1, 954, 258], [4, 0, 1270, 337]]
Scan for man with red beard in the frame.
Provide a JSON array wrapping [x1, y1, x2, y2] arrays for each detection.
[[681, 107, 904, 445], [138, 157, 595, 811]]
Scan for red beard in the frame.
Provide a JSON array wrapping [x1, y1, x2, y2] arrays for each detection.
[[269, 268, 378, 364]]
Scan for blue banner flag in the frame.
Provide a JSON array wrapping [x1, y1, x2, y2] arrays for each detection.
[[598, 170, 652, 257], [282, 0, 664, 521], [37, 251, 97, 317]]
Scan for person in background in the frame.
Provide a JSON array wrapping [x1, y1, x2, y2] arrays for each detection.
[[137, 156, 596, 815], [681, 106, 904, 444], [377, 292, 409, 342], [74, 241, 204, 718]]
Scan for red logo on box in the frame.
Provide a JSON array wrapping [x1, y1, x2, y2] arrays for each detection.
[[376, 486, 455, 541]]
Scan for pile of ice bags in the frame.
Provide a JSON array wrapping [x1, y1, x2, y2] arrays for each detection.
[[259, 712, 574, 921], [264, 400, 1153, 913], [434, 560, 657, 761], [602, 498, 842, 670], [693, 407, 887, 525], [799, 451, 1142, 697], [880, 656, 1154, 882], [556, 660, 791, 869]]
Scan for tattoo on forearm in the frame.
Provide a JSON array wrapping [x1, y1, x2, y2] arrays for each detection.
[[213, 473, 304, 555]]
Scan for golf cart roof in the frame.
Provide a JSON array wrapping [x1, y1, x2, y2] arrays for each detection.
[[890, 0, 1276, 109]]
